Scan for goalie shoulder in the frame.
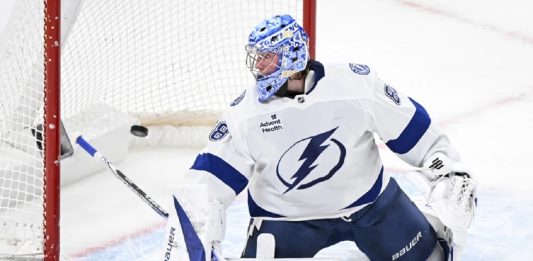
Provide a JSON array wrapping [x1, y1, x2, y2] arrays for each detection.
[[230, 90, 246, 106], [349, 63, 371, 75], [225, 87, 255, 124], [343, 63, 402, 106]]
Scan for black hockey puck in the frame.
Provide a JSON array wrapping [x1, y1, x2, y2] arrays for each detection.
[[130, 125, 148, 137]]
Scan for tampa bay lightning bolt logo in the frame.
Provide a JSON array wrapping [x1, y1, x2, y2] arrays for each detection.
[[276, 127, 346, 193], [349, 63, 370, 75]]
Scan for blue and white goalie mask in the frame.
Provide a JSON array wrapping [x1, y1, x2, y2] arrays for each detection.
[[246, 14, 309, 102]]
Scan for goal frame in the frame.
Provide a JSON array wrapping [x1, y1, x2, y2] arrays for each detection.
[[43, 0, 61, 260], [39, 0, 316, 260]]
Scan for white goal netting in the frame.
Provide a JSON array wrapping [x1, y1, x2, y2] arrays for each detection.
[[1, 0, 306, 259]]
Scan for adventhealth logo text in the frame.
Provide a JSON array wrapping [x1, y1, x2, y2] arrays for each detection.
[[260, 114, 283, 133]]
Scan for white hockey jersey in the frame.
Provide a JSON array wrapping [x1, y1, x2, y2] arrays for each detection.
[[187, 61, 459, 221]]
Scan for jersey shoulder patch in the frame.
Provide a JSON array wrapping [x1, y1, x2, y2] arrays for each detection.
[[384, 84, 401, 105], [230, 90, 246, 106], [349, 63, 371, 75], [209, 121, 229, 141]]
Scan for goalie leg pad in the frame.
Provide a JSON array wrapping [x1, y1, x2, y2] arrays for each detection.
[[162, 185, 225, 261]]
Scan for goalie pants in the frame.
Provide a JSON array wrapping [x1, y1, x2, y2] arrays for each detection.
[[242, 178, 447, 260]]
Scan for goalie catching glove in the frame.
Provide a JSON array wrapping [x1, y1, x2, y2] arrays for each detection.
[[420, 153, 477, 232]]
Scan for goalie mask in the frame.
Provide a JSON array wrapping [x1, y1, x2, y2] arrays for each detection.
[[246, 14, 309, 102]]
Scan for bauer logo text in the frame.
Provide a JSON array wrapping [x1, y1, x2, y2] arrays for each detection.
[[392, 231, 422, 260], [164, 227, 176, 261]]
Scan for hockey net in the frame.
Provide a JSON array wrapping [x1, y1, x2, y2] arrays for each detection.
[[0, 0, 313, 259]]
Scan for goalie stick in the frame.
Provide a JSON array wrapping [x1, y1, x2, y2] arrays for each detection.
[[76, 136, 338, 261], [76, 135, 222, 260], [76, 135, 169, 219]]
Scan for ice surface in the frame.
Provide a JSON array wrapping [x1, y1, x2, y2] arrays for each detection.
[[1, 0, 532, 260]]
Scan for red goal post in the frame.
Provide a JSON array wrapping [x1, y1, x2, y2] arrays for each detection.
[[43, 1, 61, 260], [0, 0, 316, 260]]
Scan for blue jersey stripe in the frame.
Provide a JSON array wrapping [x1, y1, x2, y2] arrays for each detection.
[[191, 153, 248, 195], [248, 191, 285, 218], [385, 98, 431, 154], [343, 167, 383, 209]]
